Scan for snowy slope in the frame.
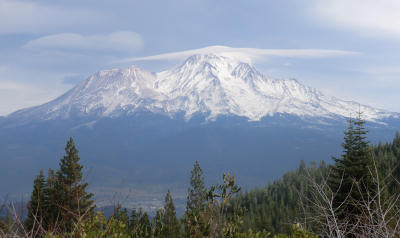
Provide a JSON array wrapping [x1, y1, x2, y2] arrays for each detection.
[[8, 54, 398, 123]]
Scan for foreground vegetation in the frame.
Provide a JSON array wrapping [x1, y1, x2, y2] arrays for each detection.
[[1, 114, 400, 237], [234, 117, 400, 237]]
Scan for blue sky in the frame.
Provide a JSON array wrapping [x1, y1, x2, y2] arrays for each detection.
[[1, 0, 400, 115]]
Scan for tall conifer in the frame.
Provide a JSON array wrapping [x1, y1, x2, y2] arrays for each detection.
[[152, 209, 164, 238], [55, 137, 94, 231], [44, 168, 59, 231], [187, 161, 207, 213], [185, 161, 207, 236], [329, 113, 374, 221], [162, 190, 180, 238], [138, 212, 152, 238]]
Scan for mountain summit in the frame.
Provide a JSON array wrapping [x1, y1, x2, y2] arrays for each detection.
[[8, 54, 398, 123]]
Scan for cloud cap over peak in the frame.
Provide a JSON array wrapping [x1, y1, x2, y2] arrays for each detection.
[[120, 46, 358, 65]]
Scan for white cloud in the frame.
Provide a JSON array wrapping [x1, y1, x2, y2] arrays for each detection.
[[0, 0, 108, 34], [119, 45, 358, 64], [359, 66, 400, 75], [0, 81, 26, 90], [310, 0, 400, 38], [0, 80, 69, 116], [23, 31, 143, 53], [0, 66, 73, 116]]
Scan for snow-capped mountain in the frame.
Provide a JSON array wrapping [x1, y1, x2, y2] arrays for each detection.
[[7, 54, 398, 123], [1, 54, 400, 201]]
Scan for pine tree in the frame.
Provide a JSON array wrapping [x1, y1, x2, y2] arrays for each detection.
[[152, 209, 164, 238], [25, 170, 47, 232], [391, 132, 400, 183], [187, 161, 207, 212], [55, 137, 94, 231], [130, 208, 152, 238], [186, 161, 207, 236], [162, 190, 180, 238], [45, 168, 58, 231], [137, 211, 152, 238], [129, 209, 139, 234], [113, 205, 130, 234], [329, 113, 374, 221]]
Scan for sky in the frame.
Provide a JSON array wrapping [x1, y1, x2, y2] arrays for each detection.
[[1, 0, 400, 116]]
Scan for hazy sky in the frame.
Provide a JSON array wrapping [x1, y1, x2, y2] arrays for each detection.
[[1, 0, 400, 115]]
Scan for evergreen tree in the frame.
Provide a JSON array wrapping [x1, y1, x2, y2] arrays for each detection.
[[187, 161, 207, 212], [390, 132, 400, 185], [152, 209, 164, 238], [25, 170, 47, 232], [186, 161, 207, 236], [129, 209, 139, 234], [329, 113, 374, 222], [137, 212, 152, 238], [113, 205, 130, 234], [162, 190, 180, 238], [55, 137, 94, 231], [44, 168, 58, 231], [130, 208, 152, 238]]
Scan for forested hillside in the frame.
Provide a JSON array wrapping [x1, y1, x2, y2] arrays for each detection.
[[233, 160, 329, 234], [234, 127, 400, 236]]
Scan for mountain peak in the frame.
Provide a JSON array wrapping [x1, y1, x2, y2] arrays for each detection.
[[177, 54, 244, 73], [170, 53, 261, 86], [183, 53, 239, 64]]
